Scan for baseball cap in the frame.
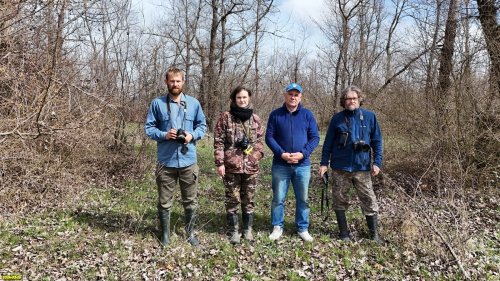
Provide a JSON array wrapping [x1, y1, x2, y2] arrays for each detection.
[[286, 83, 302, 93]]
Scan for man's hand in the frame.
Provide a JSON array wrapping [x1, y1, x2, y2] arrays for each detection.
[[281, 152, 292, 162], [289, 152, 304, 161], [166, 128, 177, 140], [217, 165, 225, 177], [371, 165, 380, 176], [319, 165, 328, 177], [281, 152, 300, 164], [184, 133, 193, 144]]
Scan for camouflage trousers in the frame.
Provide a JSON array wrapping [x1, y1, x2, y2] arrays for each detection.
[[223, 173, 257, 215], [331, 169, 379, 216]]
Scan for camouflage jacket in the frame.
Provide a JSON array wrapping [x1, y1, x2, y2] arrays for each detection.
[[214, 111, 264, 174]]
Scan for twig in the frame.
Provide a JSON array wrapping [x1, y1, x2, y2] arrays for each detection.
[[414, 147, 441, 197]]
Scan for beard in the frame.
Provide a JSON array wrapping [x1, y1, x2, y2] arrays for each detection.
[[346, 104, 358, 111], [168, 85, 183, 96]]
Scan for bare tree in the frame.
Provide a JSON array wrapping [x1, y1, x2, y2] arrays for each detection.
[[152, 0, 274, 130], [198, 0, 274, 129], [316, 0, 364, 113], [384, 0, 409, 81]]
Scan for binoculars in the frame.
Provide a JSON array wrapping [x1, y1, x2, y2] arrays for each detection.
[[353, 140, 371, 151], [175, 129, 187, 144], [236, 136, 253, 155], [236, 136, 250, 150], [175, 129, 188, 154]]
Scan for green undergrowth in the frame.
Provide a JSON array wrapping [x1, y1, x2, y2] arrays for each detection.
[[0, 138, 498, 280]]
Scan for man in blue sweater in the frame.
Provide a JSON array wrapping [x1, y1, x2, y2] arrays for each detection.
[[266, 83, 320, 242], [319, 85, 383, 243], [145, 67, 207, 246]]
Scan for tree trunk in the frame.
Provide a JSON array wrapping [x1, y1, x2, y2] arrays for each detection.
[[476, 0, 500, 107], [199, 0, 219, 131], [436, 0, 458, 134], [424, 1, 442, 99]]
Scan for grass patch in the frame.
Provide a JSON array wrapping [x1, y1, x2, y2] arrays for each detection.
[[0, 137, 497, 280]]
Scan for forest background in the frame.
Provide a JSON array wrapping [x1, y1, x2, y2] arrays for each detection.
[[0, 0, 498, 280]]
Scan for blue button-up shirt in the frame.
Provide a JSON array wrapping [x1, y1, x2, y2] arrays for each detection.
[[145, 93, 207, 168]]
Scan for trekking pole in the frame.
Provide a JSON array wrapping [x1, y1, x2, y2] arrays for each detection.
[[321, 172, 329, 221]]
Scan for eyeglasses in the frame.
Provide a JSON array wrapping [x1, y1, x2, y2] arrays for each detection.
[[345, 97, 358, 101]]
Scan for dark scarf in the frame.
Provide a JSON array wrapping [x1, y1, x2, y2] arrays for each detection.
[[230, 102, 253, 122]]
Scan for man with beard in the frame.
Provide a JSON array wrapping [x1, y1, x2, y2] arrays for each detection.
[[319, 85, 383, 243], [145, 67, 207, 246]]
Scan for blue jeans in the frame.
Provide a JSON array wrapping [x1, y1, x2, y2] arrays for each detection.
[[271, 164, 311, 232]]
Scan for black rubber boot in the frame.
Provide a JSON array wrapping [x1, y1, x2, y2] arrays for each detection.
[[366, 214, 382, 244], [158, 208, 170, 246], [335, 210, 351, 241], [242, 212, 254, 241], [185, 209, 199, 246], [227, 213, 241, 244]]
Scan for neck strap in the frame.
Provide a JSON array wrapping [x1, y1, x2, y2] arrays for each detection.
[[166, 94, 187, 130]]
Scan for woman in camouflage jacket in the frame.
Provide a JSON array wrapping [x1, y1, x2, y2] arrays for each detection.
[[214, 85, 264, 244]]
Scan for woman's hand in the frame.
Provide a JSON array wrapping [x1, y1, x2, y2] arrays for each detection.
[[217, 165, 225, 177]]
